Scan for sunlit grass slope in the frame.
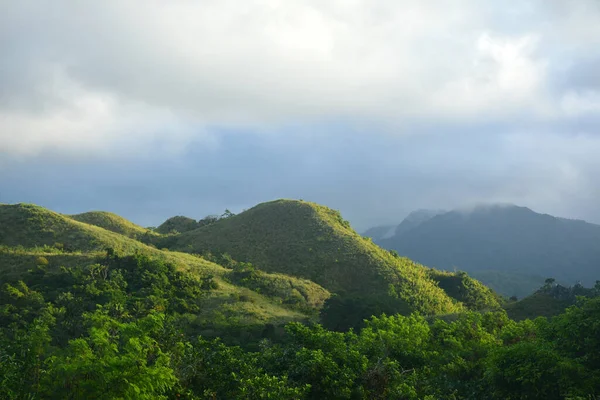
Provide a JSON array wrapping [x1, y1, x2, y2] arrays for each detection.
[[161, 199, 468, 315], [68, 211, 157, 239], [0, 204, 154, 253], [426, 269, 502, 310], [0, 203, 330, 328]]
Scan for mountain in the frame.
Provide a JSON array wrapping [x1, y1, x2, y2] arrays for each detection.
[[375, 204, 600, 297], [362, 225, 396, 241], [158, 199, 501, 318], [394, 209, 445, 236], [0, 203, 330, 334]]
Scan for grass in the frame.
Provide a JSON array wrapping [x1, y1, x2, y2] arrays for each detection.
[[160, 199, 469, 316], [0, 203, 330, 328], [427, 269, 503, 310], [156, 216, 201, 234], [0, 203, 156, 253], [68, 211, 158, 239]]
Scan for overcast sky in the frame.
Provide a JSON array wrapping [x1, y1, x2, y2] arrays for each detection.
[[1, 1, 600, 231]]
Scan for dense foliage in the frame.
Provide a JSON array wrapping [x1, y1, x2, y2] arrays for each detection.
[[1, 253, 599, 399]]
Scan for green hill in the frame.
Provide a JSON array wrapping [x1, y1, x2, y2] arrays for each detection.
[[68, 211, 157, 239], [0, 203, 330, 335], [0, 203, 153, 253], [158, 199, 496, 316], [505, 282, 598, 320], [156, 215, 201, 234], [426, 269, 502, 310]]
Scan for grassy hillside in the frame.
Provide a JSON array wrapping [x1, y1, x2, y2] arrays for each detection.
[[160, 199, 474, 316], [0, 203, 331, 334], [68, 210, 157, 239], [156, 216, 200, 234], [0, 204, 157, 253], [426, 269, 502, 310]]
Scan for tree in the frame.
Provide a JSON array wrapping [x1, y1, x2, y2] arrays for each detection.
[[544, 278, 556, 289], [42, 310, 178, 399], [221, 209, 235, 219]]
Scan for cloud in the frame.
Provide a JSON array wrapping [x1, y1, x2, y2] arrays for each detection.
[[3, 0, 598, 157], [1, 1, 599, 229]]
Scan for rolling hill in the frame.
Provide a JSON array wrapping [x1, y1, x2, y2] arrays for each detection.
[[373, 204, 600, 297], [158, 199, 501, 316], [0, 203, 330, 335], [155, 215, 201, 234], [68, 210, 157, 239]]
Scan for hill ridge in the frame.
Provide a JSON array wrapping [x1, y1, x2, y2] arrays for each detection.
[[159, 199, 501, 316]]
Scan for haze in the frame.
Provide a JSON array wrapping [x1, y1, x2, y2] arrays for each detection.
[[1, 1, 599, 231]]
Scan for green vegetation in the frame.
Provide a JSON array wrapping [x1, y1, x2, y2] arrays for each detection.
[[0, 204, 157, 253], [426, 269, 502, 310], [505, 280, 597, 320], [2, 261, 599, 399], [2, 200, 600, 398], [159, 200, 478, 317], [68, 211, 157, 239], [156, 216, 202, 234], [0, 204, 331, 336]]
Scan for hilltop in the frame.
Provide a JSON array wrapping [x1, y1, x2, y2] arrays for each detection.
[[0, 203, 152, 253], [159, 199, 501, 318], [69, 210, 156, 239], [505, 281, 599, 320], [155, 216, 201, 234], [374, 204, 600, 297]]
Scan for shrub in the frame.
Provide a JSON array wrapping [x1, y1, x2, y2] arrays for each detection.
[[35, 256, 49, 266]]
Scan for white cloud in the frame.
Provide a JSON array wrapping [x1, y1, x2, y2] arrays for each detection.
[[560, 90, 600, 116], [0, 0, 598, 156], [0, 67, 208, 158]]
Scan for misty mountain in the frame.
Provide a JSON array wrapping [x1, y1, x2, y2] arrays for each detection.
[[373, 204, 600, 297]]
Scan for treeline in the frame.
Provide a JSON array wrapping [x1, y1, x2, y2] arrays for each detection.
[[1, 254, 600, 399]]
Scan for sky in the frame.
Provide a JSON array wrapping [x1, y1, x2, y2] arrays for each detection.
[[1, 0, 600, 231]]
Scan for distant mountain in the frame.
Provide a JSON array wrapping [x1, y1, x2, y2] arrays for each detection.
[[374, 204, 600, 297], [362, 225, 396, 241], [362, 209, 444, 241], [394, 209, 445, 236]]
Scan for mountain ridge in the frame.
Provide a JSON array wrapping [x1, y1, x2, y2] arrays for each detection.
[[372, 204, 600, 297]]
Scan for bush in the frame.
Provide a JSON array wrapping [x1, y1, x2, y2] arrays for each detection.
[[35, 256, 49, 266]]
